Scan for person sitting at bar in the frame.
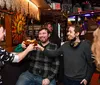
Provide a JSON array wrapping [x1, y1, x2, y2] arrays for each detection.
[[16, 27, 59, 85]]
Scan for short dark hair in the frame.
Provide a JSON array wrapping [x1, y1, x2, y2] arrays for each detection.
[[75, 25, 82, 33], [44, 22, 53, 27], [38, 27, 50, 34], [70, 24, 82, 34]]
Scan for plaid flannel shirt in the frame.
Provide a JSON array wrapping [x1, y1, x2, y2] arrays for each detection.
[[28, 42, 60, 81]]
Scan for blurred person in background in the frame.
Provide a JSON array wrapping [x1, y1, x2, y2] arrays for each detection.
[[44, 22, 61, 48]]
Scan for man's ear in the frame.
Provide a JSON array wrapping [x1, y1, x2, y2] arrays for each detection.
[[49, 34, 51, 37]]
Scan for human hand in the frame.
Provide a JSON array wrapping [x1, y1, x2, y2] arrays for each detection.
[[35, 44, 44, 51], [21, 41, 27, 48], [80, 79, 87, 85], [25, 44, 34, 52], [42, 78, 50, 85]]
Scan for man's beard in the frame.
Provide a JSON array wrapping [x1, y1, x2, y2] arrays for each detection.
[[70, 37, 77, 47], [70, 37, 76, 42], [70, 37, 81, 48], [41, 39, 48, 43]]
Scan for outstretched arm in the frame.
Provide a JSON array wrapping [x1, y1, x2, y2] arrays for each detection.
[[35, 44, 62, 57], [13, 44, 34, 62], [0, 44, 34, 64]]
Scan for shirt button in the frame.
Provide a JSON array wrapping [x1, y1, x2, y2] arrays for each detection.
[[39, 70, 41, 73]]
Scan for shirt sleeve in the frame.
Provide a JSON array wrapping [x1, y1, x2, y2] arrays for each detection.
[[14, 44, 24, 52], [0, 47, 15, 65], [11, 52, 19, 62], [83, 41, 94, 81]]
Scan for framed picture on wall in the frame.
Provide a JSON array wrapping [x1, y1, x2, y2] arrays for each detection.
[[12, 13, 26, 45]]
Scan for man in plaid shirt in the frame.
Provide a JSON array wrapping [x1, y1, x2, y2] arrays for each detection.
[[16, 28, 60, 85]]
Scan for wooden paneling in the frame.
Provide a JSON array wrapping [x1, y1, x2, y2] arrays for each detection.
[[5, 14, 13, 52]]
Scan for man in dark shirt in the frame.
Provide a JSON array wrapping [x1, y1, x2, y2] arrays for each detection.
[[16, 28, 59, 85], [37, 25, 94, 85]]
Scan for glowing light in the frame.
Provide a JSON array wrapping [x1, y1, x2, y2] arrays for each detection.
[[68, 16, 81, 21], [27, 0, 40, 20], [28, 0, 38, 10], [84, 14, 91, 17]]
